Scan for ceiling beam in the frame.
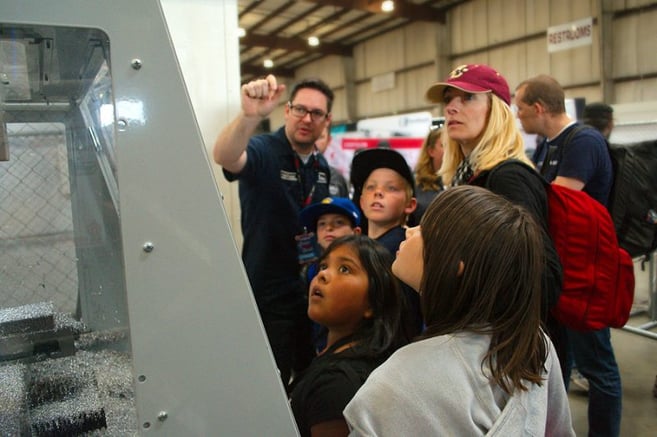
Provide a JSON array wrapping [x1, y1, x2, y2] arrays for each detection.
[[240, 33, 353, 56], [240, 64, 295, 79], [303, 0, 446, 22], [247, 1, 296, 32], [238, 0, 262, 19]]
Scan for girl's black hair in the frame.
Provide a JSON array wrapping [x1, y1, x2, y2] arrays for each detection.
[[318, 235, 408, 360]]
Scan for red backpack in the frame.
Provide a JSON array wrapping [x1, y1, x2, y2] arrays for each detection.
[[546, 182, 635, 330], [488, 160, 635, 331]]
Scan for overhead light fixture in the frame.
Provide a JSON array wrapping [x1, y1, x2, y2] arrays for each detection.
[[237, 27, 246, 38], [307, 36, 320, 47], [263, 59, 274, 68], [381, 0, 394, 12]]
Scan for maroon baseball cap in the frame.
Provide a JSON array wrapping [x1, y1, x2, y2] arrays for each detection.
[[425, 64, 511, 105]]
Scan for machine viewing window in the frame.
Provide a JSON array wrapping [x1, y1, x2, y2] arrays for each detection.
[[1, 23, 137, 435]]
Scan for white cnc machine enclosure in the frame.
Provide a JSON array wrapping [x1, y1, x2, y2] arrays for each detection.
[[0, 0, 298, 435]]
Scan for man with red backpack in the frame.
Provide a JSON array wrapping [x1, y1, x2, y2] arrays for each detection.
[[516, 75, 620, 437]]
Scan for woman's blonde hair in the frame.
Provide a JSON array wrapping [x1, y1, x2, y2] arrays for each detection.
[[414, 127, 443, 192], [439, 95, 533, 184]]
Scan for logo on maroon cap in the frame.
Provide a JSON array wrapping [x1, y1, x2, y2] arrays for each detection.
[[449, 65, 470, 79], [425, 64, 510, 105]]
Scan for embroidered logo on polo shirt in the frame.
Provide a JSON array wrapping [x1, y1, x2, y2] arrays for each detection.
[[280, 170, 297, 181]]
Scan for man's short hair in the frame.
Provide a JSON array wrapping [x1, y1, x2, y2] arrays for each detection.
[[289, 78, 334, 113], [583, 102, 613, 131], [517, 74, 566, 114]]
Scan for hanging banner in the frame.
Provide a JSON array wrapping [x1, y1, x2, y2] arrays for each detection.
[[547, 17, 593, 53]]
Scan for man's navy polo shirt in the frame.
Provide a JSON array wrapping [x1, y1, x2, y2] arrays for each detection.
[[223, 127, 331, 313], [532, 123, 612, 206]]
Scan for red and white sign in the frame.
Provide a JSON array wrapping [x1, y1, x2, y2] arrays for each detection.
[[340, 137, 424, 150], [547, 17, 593, 53], [323, 112, 433, 182]]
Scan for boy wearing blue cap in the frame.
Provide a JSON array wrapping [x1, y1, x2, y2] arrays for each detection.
[[300, 197, 362, 353], [300, 196, 362, 274]]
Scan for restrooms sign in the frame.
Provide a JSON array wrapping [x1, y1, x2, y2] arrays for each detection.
[[547, 17, 593, 53]]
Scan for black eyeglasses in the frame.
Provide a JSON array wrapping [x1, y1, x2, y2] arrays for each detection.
[[287, 102, 328, 121]]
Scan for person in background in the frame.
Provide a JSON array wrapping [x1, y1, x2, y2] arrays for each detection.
[[315, 125, 349, 197], [350, 148, 422, 337], [289, 235, 408, 437], [583, 102, 657, 403], [299, 196, 362, 352], [344, 186, 574, 436], [376, 140, 391, 149], [515, 74, 620, 437], [424, 63, 563, 352], [213, 74, 333, 391], [568, 101, 616, 395], [583, 102, 614, 140], [410, 126, 445, 225]]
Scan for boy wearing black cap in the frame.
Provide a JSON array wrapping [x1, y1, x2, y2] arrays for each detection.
[[350, 148, 417, 254], [351, 148, 421, 335]]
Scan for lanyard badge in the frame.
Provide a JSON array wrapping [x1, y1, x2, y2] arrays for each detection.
[[295, 228, 319, 264]]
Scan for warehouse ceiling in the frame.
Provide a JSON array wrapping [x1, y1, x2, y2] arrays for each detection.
[[237, 0, 468, 82]]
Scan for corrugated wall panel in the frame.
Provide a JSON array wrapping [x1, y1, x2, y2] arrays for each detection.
[[403, 22, 438, 67], [616, 78, 657, 102], [637, 10, 657, 73], [488, 0, 526, 43], [401, 64, 439, 110], [526, 0, 550, 33], [614, 14, 640, 78], [296, 55, 346, 88], [360, 30, 406, 78], [525, 38, 551, 78]]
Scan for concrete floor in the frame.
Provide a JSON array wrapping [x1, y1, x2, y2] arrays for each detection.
[[568, 259, 657, 436]]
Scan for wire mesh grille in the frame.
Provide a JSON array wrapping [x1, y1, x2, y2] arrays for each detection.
[[0, 122, 77, 313]]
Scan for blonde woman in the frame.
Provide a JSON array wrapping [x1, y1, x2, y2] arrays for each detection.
[[428, 64, 565, 369]]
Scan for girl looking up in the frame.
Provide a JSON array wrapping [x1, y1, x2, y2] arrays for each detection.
[[289, 235, 407, 437]]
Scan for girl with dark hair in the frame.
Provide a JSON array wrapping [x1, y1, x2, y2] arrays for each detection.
[[289, 235, 408, 437], [344, 186, 574, 436]]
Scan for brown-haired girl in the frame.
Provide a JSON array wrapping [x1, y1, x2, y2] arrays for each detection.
[[344, 186, 574, 436]]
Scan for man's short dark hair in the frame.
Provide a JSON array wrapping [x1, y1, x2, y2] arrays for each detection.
[[583, 103, 613, 131], [289, 78, 334, 113]]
